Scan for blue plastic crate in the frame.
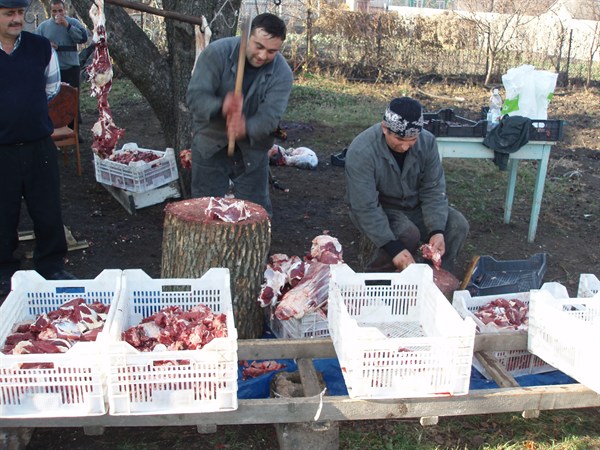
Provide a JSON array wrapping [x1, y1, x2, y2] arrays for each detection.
[[466, 253, 547, 297]]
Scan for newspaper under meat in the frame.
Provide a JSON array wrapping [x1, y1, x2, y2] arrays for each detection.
[[88, 0, 125, 159]]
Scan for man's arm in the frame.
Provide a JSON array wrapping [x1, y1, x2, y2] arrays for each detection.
[[244, 58, 293, 145], [67, 18, 88, 45], [45, 48, 61, 101]]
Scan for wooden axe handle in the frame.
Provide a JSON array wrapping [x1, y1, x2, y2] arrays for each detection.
[[227, 20, 249, 158], [460, 255, 480, 291]]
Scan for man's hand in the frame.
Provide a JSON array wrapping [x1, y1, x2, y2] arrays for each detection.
[[392, 249, 415, 271], [428, 233, 446, 257], [50, 41, 58, 49], [222, 92, 242, 118], [227, 113, 247, 141], [54, 14, 68, 28]]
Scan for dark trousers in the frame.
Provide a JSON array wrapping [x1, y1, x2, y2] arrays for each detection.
[[0, 137, 67, 278]]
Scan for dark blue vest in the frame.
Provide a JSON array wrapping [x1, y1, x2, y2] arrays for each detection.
[[0, 32, 54, 145]]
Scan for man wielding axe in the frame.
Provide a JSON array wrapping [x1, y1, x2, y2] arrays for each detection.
[[186, 13, 293, 216]]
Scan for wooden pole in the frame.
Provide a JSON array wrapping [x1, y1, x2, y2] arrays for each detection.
[[104, 0, 205, 26], [227, 19, 250, 158], [161, 197, 271, 339]]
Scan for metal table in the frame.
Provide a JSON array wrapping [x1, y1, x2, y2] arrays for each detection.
[[436, 138, 555, 242]]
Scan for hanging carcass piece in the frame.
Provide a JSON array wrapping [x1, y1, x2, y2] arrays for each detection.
[[161, 197, 271, 339], [88, 0, 124, 159]]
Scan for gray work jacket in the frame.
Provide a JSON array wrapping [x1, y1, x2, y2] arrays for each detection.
[[344, 124, 449, 248], [186, 36, 293, 172]]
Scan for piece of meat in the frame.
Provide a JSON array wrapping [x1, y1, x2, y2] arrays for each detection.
[[274, 261, 331, 320], [88, 0, 125, 158], [179, 149, 192, 169], [240, 360, 287, 380], [420, 243, 442, 270], [309, 235, 343, 264], [206, 197, 251, 223], [432, 267, 460, 297]]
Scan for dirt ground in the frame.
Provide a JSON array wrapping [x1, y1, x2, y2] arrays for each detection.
[[10, 81, 600, 448]]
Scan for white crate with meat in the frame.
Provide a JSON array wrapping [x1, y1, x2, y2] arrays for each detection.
[[452, 289, 554, 379], [578, 273, 600, 298], [328, 264, 475, 399], [528, 284, 600, 394], [106, 269, 238, 415], [94, 142, 178, 193], [0, 270, 122, 418]]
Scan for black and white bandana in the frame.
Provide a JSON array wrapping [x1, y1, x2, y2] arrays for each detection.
[[382, 97, 425, 138]]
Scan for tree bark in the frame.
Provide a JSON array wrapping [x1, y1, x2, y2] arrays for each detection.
[[161, 198, 271, 339]]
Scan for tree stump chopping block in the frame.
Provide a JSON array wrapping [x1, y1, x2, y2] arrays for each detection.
[[161, 197, 271, 339]]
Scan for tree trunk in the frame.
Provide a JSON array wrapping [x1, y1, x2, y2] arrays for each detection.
[[161, 198, 271, 339]]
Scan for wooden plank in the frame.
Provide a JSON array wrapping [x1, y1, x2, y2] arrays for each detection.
[[237, 334, 527, 361], [100, 180, 181, 215], [1, 384, 599, 428], [297, 359, 323, 397], [474, 352, 519, 388]]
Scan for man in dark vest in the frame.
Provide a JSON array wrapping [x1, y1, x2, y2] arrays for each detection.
[[0, 0, 76, 299]]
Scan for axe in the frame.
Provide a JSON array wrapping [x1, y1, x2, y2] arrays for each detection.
[[227, 18, 250, 157]]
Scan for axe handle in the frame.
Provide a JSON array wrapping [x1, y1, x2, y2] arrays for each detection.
[[227, 20, 249, 157], [460, 255, 480, 291]]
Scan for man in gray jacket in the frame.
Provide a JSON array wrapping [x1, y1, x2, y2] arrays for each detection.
[[186, 13, 293, 216], [345, 97, 469, 272]]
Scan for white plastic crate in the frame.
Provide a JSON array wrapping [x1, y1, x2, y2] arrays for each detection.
[[578, 274, 600, 298], [106, 269, 238, 415], [0, 270, 122, 418], [94, 143, 178, 193], [528, 285, 600, 394], [270, 309, 329, 339], [328, 264, 475, 399], [452, 290, 554, 379]]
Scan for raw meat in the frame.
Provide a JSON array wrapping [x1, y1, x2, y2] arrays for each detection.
[[122, 303, 228, 352], [206, 197, 251, 223], [268, 145, 318, 170], [308, 235, 343, 264], [108, 149, 161, 165], [274, 261, 331, 320], [432, 267, 460, 297], [420, 243, 442, 270], [257, 254, 305, 307], [240, 360, 287, 380], [1, 298, 110, 368], [474, 297, 528, 331], [179, 149, 192, 169], [88, 0, 124, 158]]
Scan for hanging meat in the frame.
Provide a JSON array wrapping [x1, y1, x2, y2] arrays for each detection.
[[88, 0, 124, 159]]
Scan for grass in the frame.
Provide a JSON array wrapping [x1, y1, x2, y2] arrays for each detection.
[[79, 76, 144, 114]]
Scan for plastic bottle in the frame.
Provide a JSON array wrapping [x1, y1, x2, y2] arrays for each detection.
[[487, 88, 503, 131]]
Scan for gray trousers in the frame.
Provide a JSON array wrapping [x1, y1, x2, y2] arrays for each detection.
[[357, 206, 469, 272], [191, 146, 272, 216]]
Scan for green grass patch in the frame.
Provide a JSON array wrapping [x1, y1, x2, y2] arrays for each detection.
[[79, 77, 144, 114]]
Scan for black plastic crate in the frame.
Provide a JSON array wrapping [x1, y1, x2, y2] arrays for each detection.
[[424, 108, 486, 138], [481, 107, 564, 141], [466, 253, 548, 297]]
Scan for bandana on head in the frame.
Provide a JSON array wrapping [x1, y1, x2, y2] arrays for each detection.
[[383, 97, 425, 138], [0, 0, 30, 7]]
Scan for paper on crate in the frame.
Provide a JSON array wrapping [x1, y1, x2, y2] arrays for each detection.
[[94, 142, 179, 193], [105, 269, 238, 415], [578, 274, 600, 298], [328, 264, 475, 400], [528, 284, 600, 394], [0, 270, 122, 418]]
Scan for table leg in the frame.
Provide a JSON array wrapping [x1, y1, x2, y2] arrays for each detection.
[[504, 159, 519, 224], [528, 145, 551, 242]]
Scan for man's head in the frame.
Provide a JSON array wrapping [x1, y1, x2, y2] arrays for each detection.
[[381, 97, 425, 153], [0, 0, 28, 43], [246, 13, 286, 68], [50, 0, 66, 19]]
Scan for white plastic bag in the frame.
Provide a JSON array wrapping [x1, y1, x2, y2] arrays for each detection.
[[501, 65, 558, 120]]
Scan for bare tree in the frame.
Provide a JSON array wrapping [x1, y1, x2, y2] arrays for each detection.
[[454, 0, 556, 85], [70, 0, 242, 153], [583, 0, 600, 86]]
